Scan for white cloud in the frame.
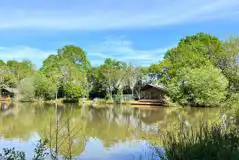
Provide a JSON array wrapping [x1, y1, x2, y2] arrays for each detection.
[[86, 38, 172, 66], [0, 39, 171, 68], [0, 0, 238, 30], [0, 46, 56, 68]]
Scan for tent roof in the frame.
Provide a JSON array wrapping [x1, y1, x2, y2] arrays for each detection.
[[141, 84, 168, 93], [3, 88, 19, 94]]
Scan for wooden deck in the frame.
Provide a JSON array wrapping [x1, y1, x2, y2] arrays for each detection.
[[130, 99, 164, 106]]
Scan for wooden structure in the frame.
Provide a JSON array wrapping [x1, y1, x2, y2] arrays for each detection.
[[130, 84, 168, 106], [0, 88, 19, 99], [141, 84, 167, 100]]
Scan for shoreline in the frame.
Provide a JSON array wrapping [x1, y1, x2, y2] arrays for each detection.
[[0, 98, 165, 108]]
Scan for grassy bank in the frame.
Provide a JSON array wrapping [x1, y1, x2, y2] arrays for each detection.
[[157, 123, 239, 160]]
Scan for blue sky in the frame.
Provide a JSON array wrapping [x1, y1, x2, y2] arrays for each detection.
[[0, 0, 239, 67]]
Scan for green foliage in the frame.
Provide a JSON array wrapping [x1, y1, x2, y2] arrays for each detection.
[[93, 63, 147, 100], [222, 93, 239, 122], [0, 60, 5, 66], [97, 59, 144, 101], [160, 33, 224, 80], [0, 60, 35, 95], [0, 45, 91, 101], [125, 65, 142, 97], [33, 139, 49, 160], [0, 71, 17, 89], [220, 36, 239, 93], [58, 45, 91, 70], [114, 89, 123, 103], [64, 82, 84, 98], [0, 33, 236, 105], [41, 45, 91, 100], [177, 32, 224, 62], [153, 33, 237, 107], [0, 64, 17, 89], [168, 65, 228, 107], [34, 73, 57, 100], [89, 67, 107, 98], [156, 33, 223, 82], [41, 55, 72, 85], [98, 58, 128, 100], [18, 77, 35, 101], [7, 60, 35, 81], [0, 148, 26, 160], [159, 123, 239, 160], [149, 63, 162, 73]]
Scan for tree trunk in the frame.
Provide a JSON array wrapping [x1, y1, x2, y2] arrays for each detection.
[[131, 88, 134, 100], [136, 91, 141, 100], [109, 87, 113, 101], [55, 89, 58, 102], [117, 88, 123, 103]]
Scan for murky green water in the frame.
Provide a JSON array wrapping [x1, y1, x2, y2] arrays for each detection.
[[0, 103, 220, 160]]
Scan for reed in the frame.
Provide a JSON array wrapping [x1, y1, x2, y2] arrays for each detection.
[[158, 123, 239, 160]]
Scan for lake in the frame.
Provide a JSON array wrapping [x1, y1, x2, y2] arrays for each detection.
[[0, 103, 220, 160]]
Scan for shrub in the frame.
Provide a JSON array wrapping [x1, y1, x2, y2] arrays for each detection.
[[0, 148, 26, 160], [34, 73, 57, 100], [168, 65, 228, 107], [18, 77, 35, 101]]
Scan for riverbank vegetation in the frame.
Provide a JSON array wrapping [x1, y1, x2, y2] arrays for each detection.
[[158, 123, 239, 160], [0, 33, 238, 109]]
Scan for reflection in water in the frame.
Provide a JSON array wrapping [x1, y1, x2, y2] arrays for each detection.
[[0, 103, 219, 159]]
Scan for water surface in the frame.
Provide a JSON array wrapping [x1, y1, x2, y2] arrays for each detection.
[[0, 103, 219, 159]]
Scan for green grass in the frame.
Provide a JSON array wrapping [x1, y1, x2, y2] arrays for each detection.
[[158, 123, 239, 160]]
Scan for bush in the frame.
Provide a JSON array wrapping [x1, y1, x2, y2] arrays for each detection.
[[18, 77, 35, 101], [34, 73, 57, 100], [0, 148, 25, 160], [64, 82, 84, 99], [168, 65, 228, 107]]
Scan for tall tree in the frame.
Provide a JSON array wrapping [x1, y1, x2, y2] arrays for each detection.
[[99, 58, 127, 100], [159, 33, 224, 82], [58, 45, 91, 70], [125, 65, 140, 98], [156, 33, 229, 106], [41, 45, 90, 100]]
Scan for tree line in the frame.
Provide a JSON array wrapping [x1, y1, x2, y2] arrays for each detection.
[[0, 33, 238, 107], [0, 45, 150, 102]]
